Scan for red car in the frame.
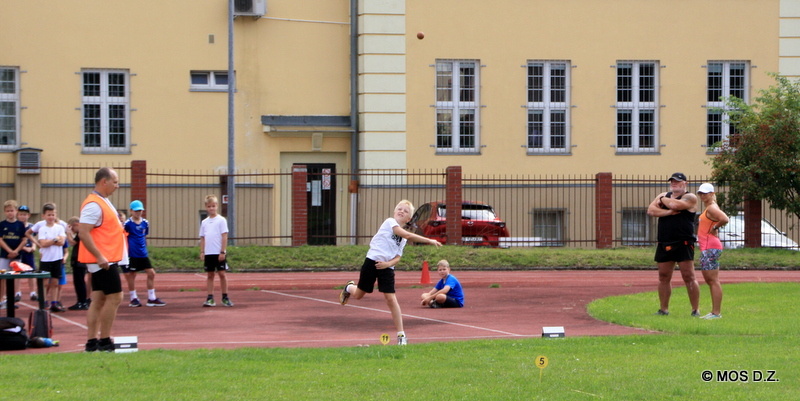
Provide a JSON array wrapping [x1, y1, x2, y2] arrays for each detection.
[[409, 201, 510, 247]]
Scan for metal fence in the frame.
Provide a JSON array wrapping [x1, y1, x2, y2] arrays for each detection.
[[1, 164, 797, 249]]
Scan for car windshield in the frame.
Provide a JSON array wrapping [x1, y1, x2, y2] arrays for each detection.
[[437, 204, 497, 220]]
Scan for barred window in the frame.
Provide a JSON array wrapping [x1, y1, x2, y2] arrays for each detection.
[[706, 61, 748, 150], [435, 60, 479, 153], [527, 61, 570, 153], [532, 209, 566, 247], [0, 67, 19, 147], [615, 61, 658, 153], [82, 69, 130, 153], [621, 208, 654, 246]]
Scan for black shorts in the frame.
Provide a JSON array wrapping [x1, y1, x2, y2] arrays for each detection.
[[121, 257, 153, 273], [39, 260, 64, 279], [204, 255, 229, 272], [357, 258, 396, 294], [654, 240, 695, 263], [439, 295, 463, 308], [91, 264, 122, 295]]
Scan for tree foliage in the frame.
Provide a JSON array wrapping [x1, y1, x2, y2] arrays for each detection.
[[710, 74, 800, 219]]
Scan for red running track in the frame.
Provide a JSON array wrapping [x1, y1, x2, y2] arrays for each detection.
[[4, 270, 796, 354]]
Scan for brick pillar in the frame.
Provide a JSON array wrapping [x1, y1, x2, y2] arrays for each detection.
[[595, 172, 613, 249], [743, 199, 762, 248], [130, 160, 147, 218], [292, 165, 308, 246], [446, 166, 463, 245]]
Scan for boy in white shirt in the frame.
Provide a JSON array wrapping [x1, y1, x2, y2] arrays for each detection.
[[26, 203, 67, 312], [338, 200, 442, 345], [199, 195, 232, 307]]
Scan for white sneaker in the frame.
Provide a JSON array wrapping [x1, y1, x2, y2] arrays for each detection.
[[397, 334, 408, 346]]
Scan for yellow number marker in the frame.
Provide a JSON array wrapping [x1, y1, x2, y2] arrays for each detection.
[[380, 333, 390, 345], [535, 355, 549, 382]]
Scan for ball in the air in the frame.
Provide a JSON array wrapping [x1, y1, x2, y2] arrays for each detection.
[[417, 32, 424, 40]]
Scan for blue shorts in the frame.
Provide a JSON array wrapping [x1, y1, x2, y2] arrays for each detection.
[[700, 248, 723, 271]]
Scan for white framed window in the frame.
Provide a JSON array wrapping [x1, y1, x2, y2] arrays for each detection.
[[706, 61, 748, 150], [0, 67, 20, 148], [190, 71, 231, 91], [81, 69, 130, 153], [527, 61, 570, 153], [532, 208, 566, 247], [435, 60, 479, 153], [615, 61, 658, 153], [621, 208, 654, 246]]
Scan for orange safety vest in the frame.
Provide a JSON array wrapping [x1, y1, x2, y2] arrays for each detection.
[[77, 193, 125, 264]]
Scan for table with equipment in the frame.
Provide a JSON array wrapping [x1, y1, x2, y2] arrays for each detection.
[[1, 272, 50, 317]]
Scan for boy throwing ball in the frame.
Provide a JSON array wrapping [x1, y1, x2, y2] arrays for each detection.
[[339, 200, 442, 345]]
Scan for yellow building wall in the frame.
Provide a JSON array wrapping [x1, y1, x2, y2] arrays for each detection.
[[0, 0, 352, 172], [405, 0, 780, 177]]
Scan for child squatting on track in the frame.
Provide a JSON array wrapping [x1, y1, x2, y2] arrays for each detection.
[[420, 259, 464, 309], [339, 200, 443, 345]]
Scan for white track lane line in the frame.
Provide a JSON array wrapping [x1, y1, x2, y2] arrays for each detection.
[[261, 289, 525, 337]]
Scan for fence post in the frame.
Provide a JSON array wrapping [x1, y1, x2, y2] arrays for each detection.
[[595, 172, 613, 249], [446, 166, 463, 245], [130, 160, 147, 218], [743, 199, 762, 248], [292, 165, 308, 246]]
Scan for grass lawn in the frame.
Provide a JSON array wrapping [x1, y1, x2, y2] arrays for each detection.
[[1, 283, 795, 400]]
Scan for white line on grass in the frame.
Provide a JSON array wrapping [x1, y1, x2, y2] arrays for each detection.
[[261, 289, 524, 337]]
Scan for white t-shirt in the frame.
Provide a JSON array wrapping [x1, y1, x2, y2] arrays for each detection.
[[199, 215, 228, 255], [79, 197, 129, 273], [366, 218, 406, 268], [30, 220, 66, 263]]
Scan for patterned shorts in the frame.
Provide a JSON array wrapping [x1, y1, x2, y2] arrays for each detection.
[[700, 248, 723, 271]]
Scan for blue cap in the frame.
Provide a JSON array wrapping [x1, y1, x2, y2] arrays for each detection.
[[130, 200, 145, 211], [18, 205, 30, 212]]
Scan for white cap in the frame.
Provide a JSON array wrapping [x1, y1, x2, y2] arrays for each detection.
[[697, 183, 715, 194]]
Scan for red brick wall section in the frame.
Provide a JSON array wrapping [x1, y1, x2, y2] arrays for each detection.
[[743, 199, 762, 248], [595, 172, 613, 249], [130, 160, 147, 218], [446, 166, 463, 245], [292, 165, 308, 246]]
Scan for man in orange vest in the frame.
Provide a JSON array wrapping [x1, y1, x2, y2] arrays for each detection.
[[78, 167, 128, 352]]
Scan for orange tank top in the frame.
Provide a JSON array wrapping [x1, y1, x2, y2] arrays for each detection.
[[78, 193, 125, 264], [697, 208, 723, 251]]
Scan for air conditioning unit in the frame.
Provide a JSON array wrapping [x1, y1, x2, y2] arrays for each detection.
[[233, 0, 266, 18], [16, 149, 42, 174]]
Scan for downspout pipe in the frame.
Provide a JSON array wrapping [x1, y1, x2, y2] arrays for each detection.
[[349, 0, 359, 244]]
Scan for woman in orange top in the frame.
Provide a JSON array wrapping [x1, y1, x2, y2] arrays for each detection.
[[696, 183, 729, 319]]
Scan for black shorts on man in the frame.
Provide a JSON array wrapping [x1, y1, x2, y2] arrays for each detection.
[[654, 241, 695, 263], [91, 264, 123, 295]]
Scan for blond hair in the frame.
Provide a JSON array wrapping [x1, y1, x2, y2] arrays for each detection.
[[205, 195, 218, 205], [437, 259, 450, 269], [3, 199, 18, 210], [397, 199, 415, 215]]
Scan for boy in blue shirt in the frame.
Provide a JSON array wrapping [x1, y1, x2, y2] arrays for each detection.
[[420, 259, 464, 308], [122, 200, 165, 307]]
